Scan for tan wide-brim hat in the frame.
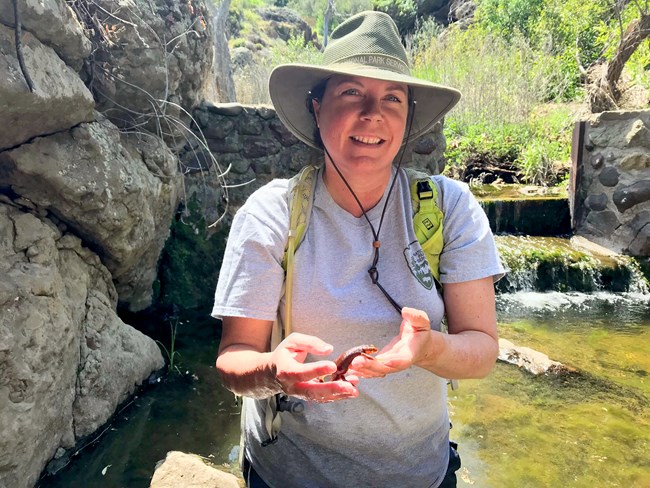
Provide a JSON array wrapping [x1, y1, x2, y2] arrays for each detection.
[[269, 10, 461, 150]]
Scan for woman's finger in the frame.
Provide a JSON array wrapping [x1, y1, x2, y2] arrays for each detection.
[[401, 307, 431, 332], [282, 332, 334, 356]]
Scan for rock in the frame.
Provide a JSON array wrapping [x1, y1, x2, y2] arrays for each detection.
[[0, 119, 181, 311], [255, 7, 316, 44], [624, 118, 650, 147], [0, 203, 163, 488], [0, 24, 94, 151], [625, 211, 650, 256], [585, 209, 620, 236], [81, 0, 213, 148], [0, 0, 91, 69], [498, 339, 572, 375], [150, 451, 242, 488], [207, 102, 246, 116], [613, 180, 650, 213], [585, 193, 608, 211], [412, 135, 438, 155], [598, 166, 620, 187], [620, 152, 650, 170], [449, 0, 476, 23]]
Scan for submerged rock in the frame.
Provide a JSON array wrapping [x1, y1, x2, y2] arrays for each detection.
[[498, 339, 573, 375], [150, 451, 241, 488]]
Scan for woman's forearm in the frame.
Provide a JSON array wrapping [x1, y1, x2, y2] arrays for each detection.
[[416, 329, 499, 380]]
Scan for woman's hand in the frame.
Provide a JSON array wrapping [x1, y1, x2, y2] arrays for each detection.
[[348, 277, 500, 380], [217, 316, 361, 402], [270, 332, 360, 402], [349, 307, 443, 377]]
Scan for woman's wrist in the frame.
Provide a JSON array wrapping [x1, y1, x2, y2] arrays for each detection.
[[218, 349, 284, 398]]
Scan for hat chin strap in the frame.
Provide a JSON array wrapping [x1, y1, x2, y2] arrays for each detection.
[[322, 99, 417, 315]]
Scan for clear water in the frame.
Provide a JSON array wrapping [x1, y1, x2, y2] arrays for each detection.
[[37, 293, 650, 487], [451, 292, 650, 488]]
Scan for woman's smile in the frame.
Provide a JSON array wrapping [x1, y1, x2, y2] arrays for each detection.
[[350, 135, 384, 145]]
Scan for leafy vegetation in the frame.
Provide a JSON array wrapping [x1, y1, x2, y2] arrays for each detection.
[[156, 318, 182, 374], [227, 0, 649, 186], [286, 0, 372, 36], [156, 196, 227, 311], [372, 0, 417, 34]]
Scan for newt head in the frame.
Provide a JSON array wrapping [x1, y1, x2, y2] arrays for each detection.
[[323, 344, 378, 382]]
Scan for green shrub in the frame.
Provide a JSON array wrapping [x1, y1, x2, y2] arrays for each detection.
[[270, 34, 323, 65], [474, 0, 612, 100], [443, 106, 573, 185], [475, 0, 545, 41], [372, 0, 418, 35]]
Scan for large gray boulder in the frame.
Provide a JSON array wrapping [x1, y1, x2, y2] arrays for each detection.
[[0, 118, 182, 311], [0, 0, 91, 69], [0, 202, 163, 488], [0, 23, 94, 151], [0, 0, 213, 485], [82, 0, 214, 147]]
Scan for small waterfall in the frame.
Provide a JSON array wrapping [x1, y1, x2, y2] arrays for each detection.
[[495, 235, 650, 294]]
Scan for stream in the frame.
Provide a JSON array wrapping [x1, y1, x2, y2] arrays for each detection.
[[38, 291, 650, 487]]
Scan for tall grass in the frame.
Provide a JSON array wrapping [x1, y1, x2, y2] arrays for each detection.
[[234, 35, 323, 105], [412, 24, 575, 185], [234, 62, 272, 104], [413, 26, 570, 127]]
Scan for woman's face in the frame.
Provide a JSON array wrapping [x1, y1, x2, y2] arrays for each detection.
[[312, 75, 409, 178]]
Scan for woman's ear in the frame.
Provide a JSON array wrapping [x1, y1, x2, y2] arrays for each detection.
[[311, 98, 320, 128]]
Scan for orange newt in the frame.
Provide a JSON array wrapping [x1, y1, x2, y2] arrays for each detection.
[[329, 344, 378, 382]]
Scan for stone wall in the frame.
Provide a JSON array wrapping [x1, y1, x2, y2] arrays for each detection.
[[571, 110, 650, 257], [183, 101, 448, 227]]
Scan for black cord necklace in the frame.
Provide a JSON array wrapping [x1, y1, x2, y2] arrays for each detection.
[[323, 99, 417, 315]]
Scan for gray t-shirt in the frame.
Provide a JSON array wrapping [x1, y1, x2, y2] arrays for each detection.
[[213, 166, 505, 488]]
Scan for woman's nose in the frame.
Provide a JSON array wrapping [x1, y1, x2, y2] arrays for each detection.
[[360, 97, 383, 121]]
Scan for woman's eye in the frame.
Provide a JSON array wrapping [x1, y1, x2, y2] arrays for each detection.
[[342, 88, 360, 96], [385, 95, 402, 103]]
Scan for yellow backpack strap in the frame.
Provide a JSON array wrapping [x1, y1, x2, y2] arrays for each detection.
[[404, 169, 457, 390], [404, 168, 444, 287], [259, 165, 319, 448], [281, 164, 319, 338]]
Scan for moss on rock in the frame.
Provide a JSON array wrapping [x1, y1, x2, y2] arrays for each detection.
[[156, 197, 227, 312]]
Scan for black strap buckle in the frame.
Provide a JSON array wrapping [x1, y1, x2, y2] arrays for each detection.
[[416, 180, 434, 199]]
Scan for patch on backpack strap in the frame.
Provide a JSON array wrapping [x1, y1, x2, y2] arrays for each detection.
[[404, 241, 434, 290]]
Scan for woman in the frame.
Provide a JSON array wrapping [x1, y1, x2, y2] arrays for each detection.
[[213, 11, 505, 488]]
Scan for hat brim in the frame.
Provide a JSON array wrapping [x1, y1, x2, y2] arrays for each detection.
[[269, 63, 461, 150]]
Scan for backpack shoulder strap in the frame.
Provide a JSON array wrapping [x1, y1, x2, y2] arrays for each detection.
[[282, 164, 319, 271], [403, 168, 457, 390], [404, 168, 444, 287], [281, 164, 319, 340], [259, 164, 319, 448]]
